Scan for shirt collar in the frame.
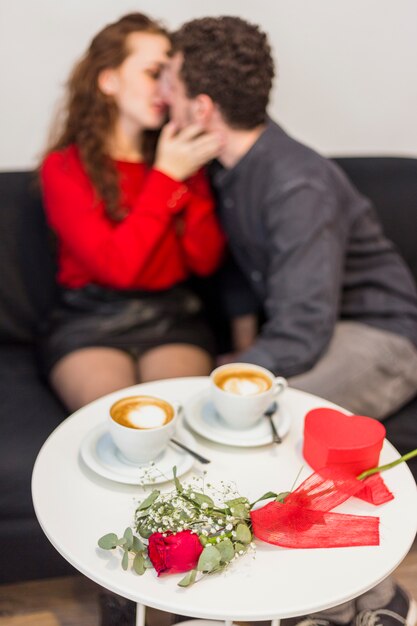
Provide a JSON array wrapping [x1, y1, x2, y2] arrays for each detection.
[[210, 116, 275, 189]]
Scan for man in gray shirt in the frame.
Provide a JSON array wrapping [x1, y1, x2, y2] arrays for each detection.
[[164, 16, 417, 423], [162, 16, 417, 626]]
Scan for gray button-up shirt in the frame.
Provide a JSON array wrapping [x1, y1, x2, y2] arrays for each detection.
[[210, 119, 417, 376]]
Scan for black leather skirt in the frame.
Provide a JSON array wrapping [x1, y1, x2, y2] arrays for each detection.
[[38, 283, 215, 375]]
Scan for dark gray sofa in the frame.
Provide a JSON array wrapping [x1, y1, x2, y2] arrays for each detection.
[[0, 158, 416, 584]]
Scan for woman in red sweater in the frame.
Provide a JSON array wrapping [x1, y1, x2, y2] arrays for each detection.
[[40, 13, 225, 411]]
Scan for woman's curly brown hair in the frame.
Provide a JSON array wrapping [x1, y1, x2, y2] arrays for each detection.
[[44, 13, 169, 220], [172, 16, 275, 129]]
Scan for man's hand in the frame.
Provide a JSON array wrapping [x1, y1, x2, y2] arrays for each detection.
[[155, 122, 224, 181]]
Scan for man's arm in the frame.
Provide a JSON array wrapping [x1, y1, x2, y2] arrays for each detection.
[[238, 181, 345, 377]]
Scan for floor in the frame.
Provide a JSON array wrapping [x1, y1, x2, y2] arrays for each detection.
[[0, 541, 416, 626]]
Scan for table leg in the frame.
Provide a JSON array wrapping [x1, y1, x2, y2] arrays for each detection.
[[136, 602, 146, 626], [225, 621, 234, 626], [271, 619, 281, 626]]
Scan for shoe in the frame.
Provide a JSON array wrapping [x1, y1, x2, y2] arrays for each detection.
[[99, 592, 136, 626], [354, 585, 417, 626], [282, 618, 342, 626]]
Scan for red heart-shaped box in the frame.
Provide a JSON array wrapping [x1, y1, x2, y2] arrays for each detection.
[[303, 408, 386, 475]]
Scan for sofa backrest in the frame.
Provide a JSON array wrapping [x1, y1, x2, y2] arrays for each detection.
[[334, 157, 417, 285], [0, 158, 416, 344], [0, 171, 57, 343]]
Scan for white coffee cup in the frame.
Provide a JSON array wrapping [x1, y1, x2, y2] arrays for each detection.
[[210, 363, 287, 430], [108, 395, 178, 464]]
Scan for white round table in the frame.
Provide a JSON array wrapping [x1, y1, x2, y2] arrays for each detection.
[[32, 378, 417, 626]]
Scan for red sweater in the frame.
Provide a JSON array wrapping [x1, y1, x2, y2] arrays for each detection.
[[40, 145, 225, 290]]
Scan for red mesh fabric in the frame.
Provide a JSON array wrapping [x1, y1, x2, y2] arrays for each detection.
[[250, 467, 387, 548], [250, 501, 380, 548]]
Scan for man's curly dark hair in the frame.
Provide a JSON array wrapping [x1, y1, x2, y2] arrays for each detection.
[[172, 16, 275, 129]]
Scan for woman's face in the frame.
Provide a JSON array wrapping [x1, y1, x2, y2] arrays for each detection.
[[99, 31, 170, 134]]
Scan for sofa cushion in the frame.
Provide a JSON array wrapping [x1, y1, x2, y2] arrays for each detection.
[[0, 344, 66, 520], [0, 171, 57, 343]]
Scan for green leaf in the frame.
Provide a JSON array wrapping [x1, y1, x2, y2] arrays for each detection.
[[98, 533, 118, 550], [116, 537, 126, 547], [178, 569, 197, 587], [197, 545, 221, 572], [234, 542, 247, 554], [229, 503, 249, 519], [133, 553, 145, 575], [173, 466, 183, 493], [235, 523, 252, 544], [144, 556, 153, 569], [216, 538, 235, 563], [123, 527, 133, 549], [132, 535, 145, 552], [275, 491, 290, 503], [137, 525, 153, 539], [250, 491, 278, 507], [225, 497, 248, 507], [137, 490, 160, 511], [192, 493, 214, 508], [122, 549, 129, 571]]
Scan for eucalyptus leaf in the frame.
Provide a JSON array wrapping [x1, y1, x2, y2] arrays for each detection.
[[137, 490, 160, 511], [132, 536, 145, 552], [234, 542, 247, 554], [236, 523, 252, 544], [144, 556, 153, 569], [192, 493, 214, 508], [98, 533, 118, 550], [216, 538, 235, 563], [197, 545, 221, 572], [229, 503, 249, 519], [137, 524, 153, 539], [226, 497, 248, 507], [116, 538, 127, 547], [122, 549, 129, 571], [178, 569, 197, 587], [123, 527, 133, 549], [133, 553, 145, 575]]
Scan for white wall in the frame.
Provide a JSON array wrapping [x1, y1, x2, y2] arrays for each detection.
[[1, 0, 416, 170]]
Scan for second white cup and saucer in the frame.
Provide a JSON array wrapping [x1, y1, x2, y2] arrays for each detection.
[[183, 363, 292, 447], [80, 395, 196, 485]]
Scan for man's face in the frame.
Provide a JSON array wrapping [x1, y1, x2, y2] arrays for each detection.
[[160, 53, 197, 129]]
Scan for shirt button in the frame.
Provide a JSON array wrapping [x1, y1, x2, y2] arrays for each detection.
[[224, 197, 234, 209], [251, 270, 262, 282]]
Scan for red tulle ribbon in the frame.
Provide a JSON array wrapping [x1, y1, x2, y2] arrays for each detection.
[[250, 466, 392, 548]]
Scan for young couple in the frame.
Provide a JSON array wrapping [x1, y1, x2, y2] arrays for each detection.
[[40, 14, 417, 625]]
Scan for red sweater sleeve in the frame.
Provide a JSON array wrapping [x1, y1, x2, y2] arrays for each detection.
[[41, 150, 192, 289], [180, 169, 226, 275]]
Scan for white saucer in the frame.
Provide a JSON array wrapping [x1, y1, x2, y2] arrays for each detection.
[[183, 388, 291, 447], [80, 423, 195, 485]]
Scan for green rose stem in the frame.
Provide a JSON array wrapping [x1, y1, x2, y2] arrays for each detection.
[[357, 448, 417, 481]]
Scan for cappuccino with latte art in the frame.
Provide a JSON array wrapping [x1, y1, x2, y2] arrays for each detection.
[[213, 368, 272, 396], [109, 395, 178, 464], [111, 396, 174, 429], [210, 363, 287, 430]]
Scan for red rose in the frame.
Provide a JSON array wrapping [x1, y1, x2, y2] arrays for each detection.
[[148, 530, 203, 576]]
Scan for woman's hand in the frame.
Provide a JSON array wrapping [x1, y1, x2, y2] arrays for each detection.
[[155, 122, 223, 181]]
